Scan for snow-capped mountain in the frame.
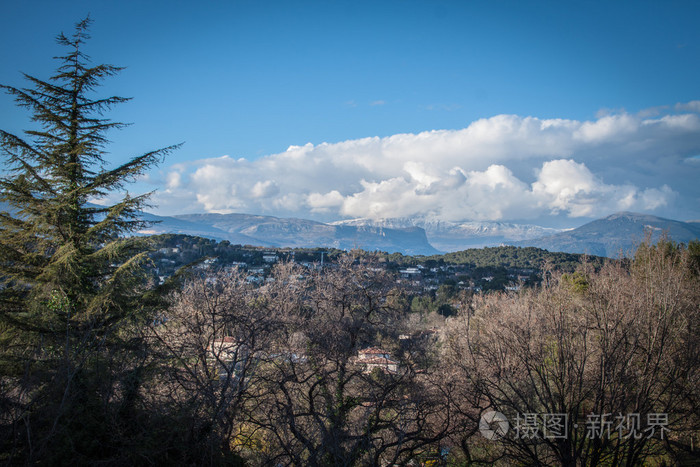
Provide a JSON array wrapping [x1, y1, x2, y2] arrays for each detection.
[[144, 212, 440, 255], [332, 217, 562, 252]]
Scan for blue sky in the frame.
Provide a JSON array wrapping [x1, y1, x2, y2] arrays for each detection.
[[2, 0, 700, 226]]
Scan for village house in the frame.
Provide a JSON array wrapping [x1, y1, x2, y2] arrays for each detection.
[[399, 267, 421, 279], [356, 347, 399, 374], [210, 336, 250, 383], [210, 336, 247, 362]]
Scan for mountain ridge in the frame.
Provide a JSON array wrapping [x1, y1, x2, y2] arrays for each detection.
[[332, 217, 561, 251], [140, 212, 440, 255], [3, 201, 696, 257], [514, 211, 700, 257]]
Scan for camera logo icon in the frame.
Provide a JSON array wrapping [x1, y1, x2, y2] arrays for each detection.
[[479, 410, 509, 440]]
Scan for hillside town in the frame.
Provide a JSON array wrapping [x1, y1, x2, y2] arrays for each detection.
[[149, 234, 556, 295]]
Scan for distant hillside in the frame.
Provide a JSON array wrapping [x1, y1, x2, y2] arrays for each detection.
[[514, 212, 700, 257], [379, 245, 604, 272], [137, 211, 271, 246], [333, 217, 561, 251], [166, 213, 440, 255]]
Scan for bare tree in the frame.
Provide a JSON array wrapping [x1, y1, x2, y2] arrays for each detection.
[[243, 255, 457, 466], [444, 241, 700, 466], [145, 267, 276, 464]]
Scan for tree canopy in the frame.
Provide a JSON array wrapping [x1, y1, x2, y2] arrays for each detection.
[[0, 18, 177, 462]]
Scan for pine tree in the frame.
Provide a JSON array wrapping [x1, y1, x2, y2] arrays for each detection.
[[0, 18, 178, 461]]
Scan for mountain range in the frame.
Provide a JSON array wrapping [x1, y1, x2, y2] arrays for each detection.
[[138, 212, 440, 255], [2, 200, 696, 257], [514, 212, 700, 257], [332, 217, 561, 251], [137, 211, 699, 257]]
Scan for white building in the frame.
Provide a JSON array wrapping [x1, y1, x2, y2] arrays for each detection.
[[356, 347, 399, 374], [399, 267, 421, 279]]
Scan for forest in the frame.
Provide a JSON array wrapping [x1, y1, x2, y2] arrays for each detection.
[[1, 19, 699, 466]]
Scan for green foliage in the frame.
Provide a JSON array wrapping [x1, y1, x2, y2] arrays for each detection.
[[0, 18, 177, 462], [436, 302, 456, 317], [0, 18, 176, 325], [411, 295, 437, 314], [689, 239, 700, 277], [434, 245, 600, 270], [377, 245, 604, 272], [386, 287, 410, 312], [561, 271, 590, 294]]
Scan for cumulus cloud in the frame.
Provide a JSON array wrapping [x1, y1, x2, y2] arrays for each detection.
[[166, 170, 183, 190], [307, 190, 344, 213], [152, 105, 700, 222], [533, 159, 600, 215], [251, 180, 279, 199]]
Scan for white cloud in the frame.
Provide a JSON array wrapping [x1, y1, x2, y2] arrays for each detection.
[[533, 159, 599, 215], [152, 106, 700, 222], [675, 100, 700, 113], [307, 190, 344, 213], [251, 180, 279, 199], [573, 114, 638, 143], [166, 170, 182, 190], [639, 185, 676, 210]]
